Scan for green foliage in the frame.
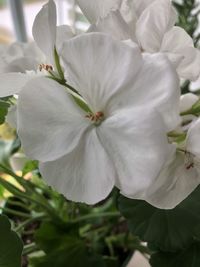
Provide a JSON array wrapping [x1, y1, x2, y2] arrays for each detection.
[[150, 242, 200, 267], [118, 186, 200, 252], [0, 138, 20, 168], [30, 222, 106, 267], [22, 160, 38, 176], [0, 99, 10, 125], [0, 215, 23, 267]]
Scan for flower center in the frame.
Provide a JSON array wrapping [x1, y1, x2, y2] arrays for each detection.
[[86, 111, 104, 126]]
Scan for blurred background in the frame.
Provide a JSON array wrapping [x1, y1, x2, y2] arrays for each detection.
[[0, 0, 89, 44]]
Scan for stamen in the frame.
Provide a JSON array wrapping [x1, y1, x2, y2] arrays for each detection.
[[86, 111, 104, 125], [39, 64, 53, 72]]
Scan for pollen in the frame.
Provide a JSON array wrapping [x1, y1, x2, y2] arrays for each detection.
[[39, 64, 53, 72], [86, 111, 104, 125]]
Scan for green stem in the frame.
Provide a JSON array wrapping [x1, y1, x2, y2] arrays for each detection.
[[0, 207, 31, 218], [72, 211, 120, 223], [15, 213, 47, 232], [54, 47, 65, 81], [6, 199, 31, 211], [23, 243, 38, 255]]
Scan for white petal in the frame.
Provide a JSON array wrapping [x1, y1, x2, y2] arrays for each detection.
[[160, 26, 200, 80], [120, 0, 137, 36], [132, 0, 156, 17], [120, 0, 156, 25], [40, 128, 115, 204], [177, 47, 200, 81], [56, 25, 75, 52], [0, 73, 32, 97], [90, 10, 132, 40], [32, 0, 57, 63], [187, 118, 200, 158], [112, 53, 180, 131], [98, 107, 173, 197], [136, 0, 177, 52], [61, 33, 143, 114], [76, 0, 122, 23], [143, 151, 200, 209], [18, 77, 89, 162], [161, 26, 193, 53], [180, 93, 199, 113], [3, 57, 39, 73]]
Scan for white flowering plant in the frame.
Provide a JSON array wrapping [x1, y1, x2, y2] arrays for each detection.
[[0, 0, 200, 266]]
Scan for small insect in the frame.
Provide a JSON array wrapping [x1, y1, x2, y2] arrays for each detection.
[[186, 162, 194, 170]]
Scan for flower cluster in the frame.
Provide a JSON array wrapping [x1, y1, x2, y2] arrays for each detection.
[[0, 0, 200, 209]]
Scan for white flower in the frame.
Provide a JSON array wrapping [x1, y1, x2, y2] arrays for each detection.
[[137, 93, 200, 209], [17, 33, 180, 206], [0, 0, 74, 98], [142, 118, 200, 209], [79, 0, 200, 81], [135, 0, 200, 81]]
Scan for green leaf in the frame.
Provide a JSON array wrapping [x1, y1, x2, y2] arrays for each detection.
[[22, 160, 38, 176], [0, 138, 20, 168], [150, 242, 200, 267], [0, 215, 23, 267], [118, 186, 200, 252], [0, 99, 10, 125], [30, 222, 106, 267]]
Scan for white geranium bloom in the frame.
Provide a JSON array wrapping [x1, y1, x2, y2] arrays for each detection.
[[17, 33, 180, 207], [136, 0, 200, 81], [143, 118, 200, 209], [137, 94, 200, 209], [79, 0, 200, 81], [0, 0, 74, 98]]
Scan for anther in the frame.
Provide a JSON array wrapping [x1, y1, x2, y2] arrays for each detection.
[[86, 111, 104, 125], [39, 64, 53, 72]]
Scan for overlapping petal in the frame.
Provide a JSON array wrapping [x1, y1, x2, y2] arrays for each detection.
[[40, 128, 115, 204], [56, 25, 75, 52], [18, 77, 90, 162], [136, 0, 177, 52], [161, 27, 200, 81], [142, 151, 200, 209], [76, 0, 122, 23], [0, 73, 33, 97], [32, 0, 57, 63], [61, 33, 143, 114], [113, 53, 180, 131], [90, 10, 132, 40], [98, 107, 173, 197]]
